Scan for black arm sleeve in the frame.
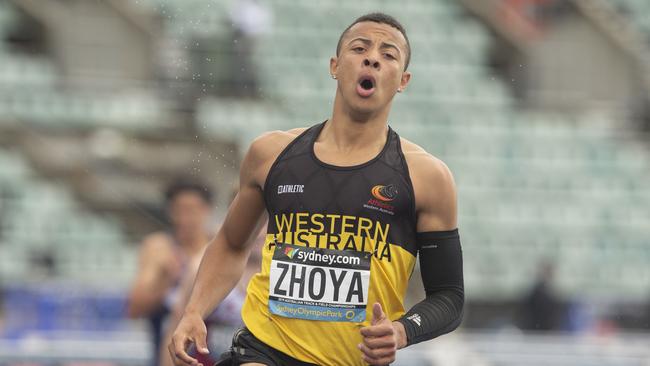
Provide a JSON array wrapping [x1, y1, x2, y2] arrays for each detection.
[[397, 229, 464, 346]]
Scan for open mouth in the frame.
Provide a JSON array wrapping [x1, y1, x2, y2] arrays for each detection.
[[356, 76, 376, 97], [360, 78, 374, 90]]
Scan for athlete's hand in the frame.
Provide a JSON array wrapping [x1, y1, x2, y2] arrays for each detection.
[[168, 311, 210, 366], [358, 303, 407, 365]]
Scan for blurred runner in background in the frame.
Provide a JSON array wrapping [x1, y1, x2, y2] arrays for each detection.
[[127, 179, 215, 366], [160, 225, 266, 366]]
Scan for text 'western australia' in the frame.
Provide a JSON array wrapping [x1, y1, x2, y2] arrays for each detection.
[[271, 212, 395, 262]]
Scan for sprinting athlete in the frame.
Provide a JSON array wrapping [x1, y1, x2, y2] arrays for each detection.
[[127, 180, 215, 366], [169, 12, 464, 366]]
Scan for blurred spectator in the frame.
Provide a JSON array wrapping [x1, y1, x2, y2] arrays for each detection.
[[29, 249, 57, 279], [159, 224, 266, 366], [502, 0, 562, 25], [228, 0, 272, 97], [499, 0, 564, 39], [518, 261, 563, 331], [126, 179, 215, 366], [646, 296, 650, 330]]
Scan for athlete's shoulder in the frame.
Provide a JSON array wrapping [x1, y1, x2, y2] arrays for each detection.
[[241, 127, 310, 185], [399, 136, 454, 186], [254, 127, 308, 147], [247, 127, 309, 160], [399, 137, 457, 229], [142, 231, 174, 246], [139, 231, 176, 260]]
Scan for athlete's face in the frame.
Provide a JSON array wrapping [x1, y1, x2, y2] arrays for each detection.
[[168, 191, 211, 235], [330, 22, 411, 115]]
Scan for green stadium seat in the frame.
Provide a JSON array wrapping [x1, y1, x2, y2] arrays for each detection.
[[0, 149, 134, 284]]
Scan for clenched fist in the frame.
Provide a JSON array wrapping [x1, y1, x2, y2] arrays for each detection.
[[358, 303, 407, 365]]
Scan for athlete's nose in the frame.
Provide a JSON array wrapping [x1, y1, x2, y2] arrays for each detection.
[[363, 57, 380, 69]]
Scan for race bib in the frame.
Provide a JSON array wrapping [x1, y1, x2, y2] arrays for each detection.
[[269, 242, 371, 322]]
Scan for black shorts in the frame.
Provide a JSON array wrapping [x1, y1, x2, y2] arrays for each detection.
[[215, 327, 318, 366]]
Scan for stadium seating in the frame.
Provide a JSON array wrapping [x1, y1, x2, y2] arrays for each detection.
[[610, 0, 650, 36], [195, 0, 650, 300], [0, 1, 170, 131], [0, 149, 137, 285], [1, 0, 648, 300]]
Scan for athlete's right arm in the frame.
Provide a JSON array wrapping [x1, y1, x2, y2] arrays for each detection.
[[168, 131, 292, 366]]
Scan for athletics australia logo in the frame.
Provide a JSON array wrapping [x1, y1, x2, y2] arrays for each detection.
[[371, 184, 397, 201], [363, 184, 397, 215]]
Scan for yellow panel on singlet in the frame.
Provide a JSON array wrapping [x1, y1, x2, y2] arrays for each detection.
[[241, 233, 416, 366]]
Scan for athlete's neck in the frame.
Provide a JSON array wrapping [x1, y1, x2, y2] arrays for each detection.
[[325, 92, 390, 152]]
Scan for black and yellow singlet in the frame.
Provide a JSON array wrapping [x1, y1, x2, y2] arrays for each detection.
[[241, 120, 418, 366]]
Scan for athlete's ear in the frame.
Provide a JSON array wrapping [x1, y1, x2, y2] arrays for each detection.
[[398, 71, 411, 93], [330, 56, 338, 80]]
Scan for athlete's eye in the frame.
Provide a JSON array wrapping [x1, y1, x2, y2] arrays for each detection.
[[384, 53, 396, 60], [353, 47, 365, 52]]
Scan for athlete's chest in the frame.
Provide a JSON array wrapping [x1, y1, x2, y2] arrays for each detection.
[[266, 161, 413, 221]]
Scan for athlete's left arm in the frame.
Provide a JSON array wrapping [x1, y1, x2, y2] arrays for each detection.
[[396, 152, 464, 346], [358, 151, 463, 365]]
